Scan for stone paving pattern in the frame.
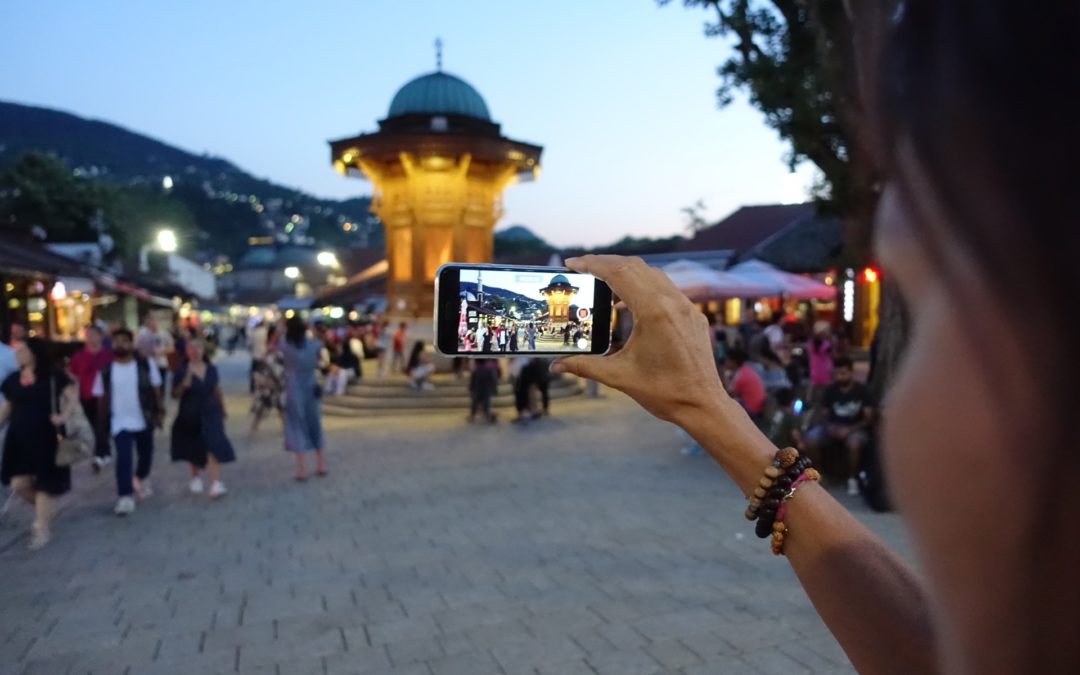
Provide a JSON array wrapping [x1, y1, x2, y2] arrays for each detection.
[[0, 355, 913, 674]]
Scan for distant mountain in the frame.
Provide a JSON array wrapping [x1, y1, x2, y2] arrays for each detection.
[[493, 224, 553, 258], [0, 100, 382, 258]]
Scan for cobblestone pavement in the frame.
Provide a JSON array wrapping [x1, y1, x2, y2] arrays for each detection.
[[0, 354, 913, 675]]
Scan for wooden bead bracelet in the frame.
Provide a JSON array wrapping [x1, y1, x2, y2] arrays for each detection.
[[745, 447, 817, 544], [770, 468, 820, 555]]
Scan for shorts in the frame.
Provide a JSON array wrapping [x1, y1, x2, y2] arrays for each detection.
[[806, 424, 870, 448]]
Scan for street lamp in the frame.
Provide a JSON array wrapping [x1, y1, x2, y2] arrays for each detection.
[[139, 228, 178, 273], [316, 251, 339, 268], [284, 266, 301, 280]]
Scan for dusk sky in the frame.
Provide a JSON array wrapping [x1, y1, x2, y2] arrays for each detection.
[[1, 0, 817, 247]]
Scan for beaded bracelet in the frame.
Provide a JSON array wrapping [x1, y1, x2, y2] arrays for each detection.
[[770, 468, 820, 555], [745, 447, 816, 539]]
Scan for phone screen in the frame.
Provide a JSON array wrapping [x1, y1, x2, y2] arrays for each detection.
[[436, 265, 612, 356]]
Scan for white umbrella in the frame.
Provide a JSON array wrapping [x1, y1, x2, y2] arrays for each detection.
[[726, 260, 837, 300], [661, 259, 779, 301]]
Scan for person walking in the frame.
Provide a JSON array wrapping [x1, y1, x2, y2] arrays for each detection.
[[509, 324, 519, 352], [0, 338, 79, 549], [527, 323, 536, 351], [280, 316, 326, 481], [170, 337, 234, 499], [93, 328, 164, 516], [136, 315, 173, 400], [481, 325, 493, 353], [390, 322, 407, 374], [68, 324, 112, 472], [467, 358, 499, 424]]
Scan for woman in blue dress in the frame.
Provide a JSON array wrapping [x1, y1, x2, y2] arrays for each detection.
[[170, 337, 235, 498], [280, 316, 326, 481]]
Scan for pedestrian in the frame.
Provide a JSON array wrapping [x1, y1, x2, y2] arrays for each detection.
[[467, 358, 499, 424], [0, 338, 79, 549], [481, 325, 493, 353], [724, 348, 766, 427], [250, 348, 283, 433], [806, 321, 833, 409], [406, 341, 436, 390], [136, 315, 173, 401], [280, 315, 327, 481], [390, 322, 407, 374], [323, 343, 359, 396], [527, 323, 536, 351], [170, 337, 234, 499], [375, 321, 392, 377], [248, 320, 269, 392], [93, 328, 164, 516], [68, 324, 113, 472], [509, 324, 519, 352], [8, 323, 26, 351], [497, 326, 507, 352]]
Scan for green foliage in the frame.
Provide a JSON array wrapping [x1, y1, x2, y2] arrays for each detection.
[[662, 0, 877, 253], [0, 152, 198, 261]]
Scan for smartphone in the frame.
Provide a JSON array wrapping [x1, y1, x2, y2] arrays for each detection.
[[435, 263, 613, 357]]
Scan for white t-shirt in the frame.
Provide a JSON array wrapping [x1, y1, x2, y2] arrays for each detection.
[[92, 359, 162, 433], [764, 324, 785, 351], [250, 326, 269, 360]]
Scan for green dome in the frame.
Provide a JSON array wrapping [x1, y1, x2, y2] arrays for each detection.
[[549, 274, 571, 286], [387, 71, 491, 120]]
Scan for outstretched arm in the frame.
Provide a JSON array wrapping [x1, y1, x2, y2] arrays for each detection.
[[553, 255, 938, 675]]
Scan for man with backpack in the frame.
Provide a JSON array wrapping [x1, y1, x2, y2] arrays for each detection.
[[92, 328, 164, 516]]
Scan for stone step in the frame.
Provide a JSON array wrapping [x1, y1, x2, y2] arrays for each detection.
[[322, 379, 583, 416], [340, 377, 578, 399]]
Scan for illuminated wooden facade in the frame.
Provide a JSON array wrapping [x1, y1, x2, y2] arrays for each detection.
[[330, 72, 542, 318], [539, 274, 578, 325]]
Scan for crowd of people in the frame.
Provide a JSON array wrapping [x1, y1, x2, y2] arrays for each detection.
[[0, 311, 342, 551], [460, 321, 589, 353], [705, 313, 875, 496]]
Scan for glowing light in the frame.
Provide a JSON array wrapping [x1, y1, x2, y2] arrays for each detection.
[[863, 267, 879, 284], [157, 229, 178, 253], [342, 152, 354, 163], [162, 175, 174, 190], [328, 307, 345, 319], [50, 281, 66, 300], [843, 280, 856, 322], [316, 251, 339, 267], [285, 309, 296, 319], [284, 266, 300, 280], [576, 338, 589, 350], [348, 311, 359, 321]]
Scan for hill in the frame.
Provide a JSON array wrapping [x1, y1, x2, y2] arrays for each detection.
[[0, 100, 382, 259]]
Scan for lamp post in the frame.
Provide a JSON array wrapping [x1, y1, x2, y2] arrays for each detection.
[[139, 229, 178, 273]]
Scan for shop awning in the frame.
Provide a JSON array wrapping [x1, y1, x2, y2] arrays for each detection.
[[726, 260, 837, 300], [661, 259, 778, 301]]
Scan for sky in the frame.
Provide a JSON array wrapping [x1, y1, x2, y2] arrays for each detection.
[[0, 0, 817, 248], [461, 270, 596, 309]]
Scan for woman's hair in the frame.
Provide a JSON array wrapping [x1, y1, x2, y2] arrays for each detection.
[[406, 341, 424, 371], [861, 2, 1078, 669], [285, 315, 306, 347], [24, 337, 53, 378]]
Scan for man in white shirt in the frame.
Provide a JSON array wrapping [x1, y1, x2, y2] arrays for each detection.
[[93, 328, 163, 516]]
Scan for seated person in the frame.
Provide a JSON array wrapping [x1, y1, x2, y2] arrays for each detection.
[[323, 343, 360, 396], [767, 387, 803, 451], [406, 341, 436, 391], [804, 356, 875, 496], [724, 348, 766, 425]]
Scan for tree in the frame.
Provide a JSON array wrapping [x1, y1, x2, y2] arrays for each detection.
[[681, 199, 710, 235], [664, 0, 905, 401]]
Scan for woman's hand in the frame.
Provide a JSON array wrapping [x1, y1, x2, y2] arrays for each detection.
[[551, 255, 732, 425]]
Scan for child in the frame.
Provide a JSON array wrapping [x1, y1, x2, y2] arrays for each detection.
[[767, 387, 803, 450]]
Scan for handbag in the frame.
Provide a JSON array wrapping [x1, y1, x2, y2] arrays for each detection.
[[52, 376, 92, 468]]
